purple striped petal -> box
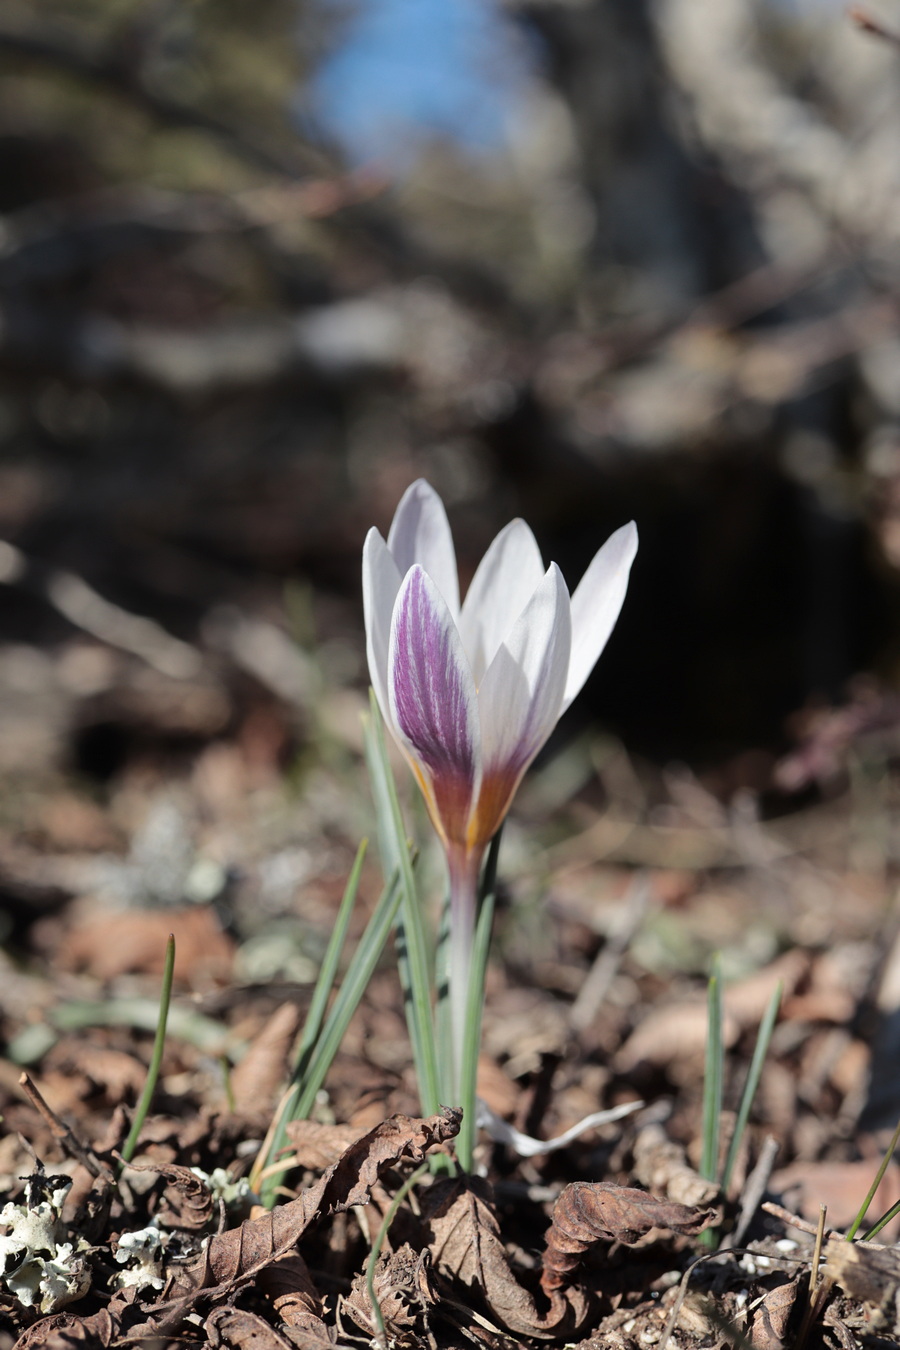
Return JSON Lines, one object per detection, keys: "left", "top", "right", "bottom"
{"left": 388, "top": 565, "right": 481, "bottom": 846}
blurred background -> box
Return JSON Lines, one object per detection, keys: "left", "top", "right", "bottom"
{"left": 1, "top": 0, "right": 900, "bottom": 945}
{"left": 1, "top": 1, "right": 900, "bottom": 1216}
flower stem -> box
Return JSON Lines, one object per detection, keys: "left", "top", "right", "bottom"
{"left": 447, "top": 846, "right": 480, "bottom": 1104}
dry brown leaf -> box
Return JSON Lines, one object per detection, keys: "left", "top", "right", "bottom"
{"left": 748, "top": 1276, "right": 799, "bottom": 1349}
{"left": 230, "top": 1003, "right": 304, "bottom": 1115}
{"left": 284, "top": 1119, "right": 365, "bottom": 1170}
{"left": 12, "top": 1309, "right": 116, "bottom": 1349}
{"left": 772, "top": 1159, "right": 900, "bottom": 1236}
{"left": 47, "top": 1044, "right": 146, "bottom": 1104}
{"left": 61, "top": 905, "right": 234, "bottom": 983}
{"left": 256, "top": 1251, "right": 326, "bottom": 1336}
{"left": 165, "top": 1108, "right": 461, "bottom": 1301}
{"left": 342, "top": 1243, "right": 438, "bottom": 1340}
{"left": 616, "top": 953, "right": 801, "bottom": 1073}
{"left": 615, "top": 1002, "right": 740, "bottom": 1072}
{"left": 541, "top": 1182, "right": 717, "bottom": 1292}
{"left": 206, "top": 1305, "right": 297, "bottom": 1348}
{"left": 422, "top": 1175, "right": 587, "bottom": 1340}
{"left": 475, "top": 1054, "right": 519, "bottom": 1118}
{"left": 117, "top": 1157, "right": 214, "bottom": 1231}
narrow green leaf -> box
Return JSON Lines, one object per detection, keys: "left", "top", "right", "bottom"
{"left": 863, "top": 1194, "right": 900, "bottom": 1241}
{"left": 256, "top": 841, "right": 368, "bottom": 1204}
{"left": 293, "top": 873, "right": 403, "bottom": 1119}
{"left": 363, "top": 694, "right": 441, "bottom": 1118}
{"left": 365, "top": 1162, "right": 430, "bottom": 1341}
{"left": 720, "top": 980, "right": 782, "bottom": 1194}
{"left": 258, "top": 872, "right": 402, "bottom": 1206}
{"left": 294, "top": 840, "right": 368, "bottom": 1079}
{"left": 701, "top": 959, "right": 723, "bottom": 1183}
{"left": 120, "top": 934, "right": 175, "bottom": 1168}
{"left": 847, "top": 1111, "right": 900, "bottom": 1241}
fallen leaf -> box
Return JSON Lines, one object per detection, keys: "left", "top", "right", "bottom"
{"left": 165, "top": 1108, "right": 461, "bottom": 1301}
{"left": 230, "top": 1003, "right": 304, "bottom": 1115}
{"left": 206, "top": 1304, "right": 296, "bottom": 1348}
{"left": 771, "top": 1159, "right": 900, "bottom": 1236}
{"left": 541, "top": 1182, "right": 717, "bottom": 1292}
{"left": 342, "top": 1242, "right": 437, "bottom": 1340}
{"left": 256, "top": 1251, "right": 326, "bottom": 1337}
{"left": 12, "top": 1309, "right": 116, "bottom": 1349}
{"left": 61, "top": 906, "right": 234, "bottom": 984}
{"left": 284, "top": 1119, "right": 365, "bottom": 1171}
{"left": 422, "top": 1175, "right": 587, "bottom": 1339}
{"left": 748, "top": 1276, "right": 799, "bottom": 1349}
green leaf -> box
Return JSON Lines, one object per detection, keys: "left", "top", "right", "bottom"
{"left": 363, "top": 694, "right": 441, "bottom": 1119}
{"left": 720, "top": 980, "right": 782, "bottom": 1194}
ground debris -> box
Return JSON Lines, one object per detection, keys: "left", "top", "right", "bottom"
{"left": 541, "top": 1182, "right": 717, "bottom": 1293}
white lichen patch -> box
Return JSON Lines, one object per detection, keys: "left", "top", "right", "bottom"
{"left": 0, "top": 1177, "right": 91, "bottom": 1314}
{"left": 191, "top": 1166, "right": 256, "bottom": 1218}
{"left": 113, "top": 1225, "right": 167, "bottom": 1291}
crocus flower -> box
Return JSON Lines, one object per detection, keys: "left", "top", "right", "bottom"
{"left": 363, "top": 479, "right": 637, "bottom": 1088}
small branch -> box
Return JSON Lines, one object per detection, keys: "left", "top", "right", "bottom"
{"left": 18, "top": 1072, "right": 112, "bottom": 1179}
{"left": 721, "top": 1132, "right": 780, "bottom": 1250}
{"left": 849, "top": 6, "right": 900, "bottom": 47}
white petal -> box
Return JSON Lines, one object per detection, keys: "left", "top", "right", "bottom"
{"left": 458, "top": 519, "right": 545, "bottom": 686}
{"left": 563, "top": 521, "right": 638, "bottom": 713}
{"left": 388, "top": 565, "right": 481, "bottom": 847}
{"left": 478, "top": 562, "right": 571, "bottom": 786}
{"left": 386, "top": 479, "right": 460, "bottom": 617}
{"left": 362, "top": 527, "right": 402, "bottom": 720}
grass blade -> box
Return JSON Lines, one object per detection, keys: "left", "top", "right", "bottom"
{"left": 363, "top": 694, "right": 441, "bottom": 1118}
{"left": 847, "top": 1111, "right": 900, "bottom": 1240}
{"left": 254, "top": 841, "right": 368, "bottom": 1202}
{"left": 365, "top": 1162, "right": 430, "bottom": 1342}
{"left": 863, "top": 1194, "right": 900, "bottom": 1240}
{"left": 293, "top": 839, "right": 368, "bottom": 1078}
{"left": 293, "top": 873, "right": 402, "bottom": 1118}
{"left": 720, "top": 980, "right": 782, "bottom": 1194}
{"left": 257, "top": 872, "right": 402, "bottom": 1206}
{"left": 120, "top": 934, "right": 175, "bottom": 1168}
{"left": 701, "top": 958, "right": 723, "bottom": 1183}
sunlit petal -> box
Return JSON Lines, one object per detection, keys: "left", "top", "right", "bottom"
{"left": 473, "top": 563, "right": 571, "bottom": 846}
{"left": 387, "top": 479, "right": 460, "bottom": 617}
{"left": 362, "top": 526, "right": 403, "bottom": 720}
{"left": 388, "top": 565, "right": 481, "bottom": 846}
{"left": 458, "top": 518, "right": 545, "bottom": 685}
{"left": 563, "top": 521, "right": 638, "bottom": 713}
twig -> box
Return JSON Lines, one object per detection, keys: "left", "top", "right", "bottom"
{"left": 795, "top": 1205, "right": 831, "bottom": 1350}
{"left": 18, "top": 1072, "right": 111, "bottom": 1179}
{"left": 0, "top": 540, "right": 202, "bottom": 679}
{"left": 657, "top": 1250, "right": 739, "bottom": 1350}
{"left": 570, "top": 872, "right": 651, "bottom": 1032}
{"left": 849, "top": 6, "right": 900, "bottom": 47}
{"left": 721, "top": 1132, "right": 780, "bottom": 1250}
{"left": 761, "top": 1200, "right": 843, "bottom": 1239}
